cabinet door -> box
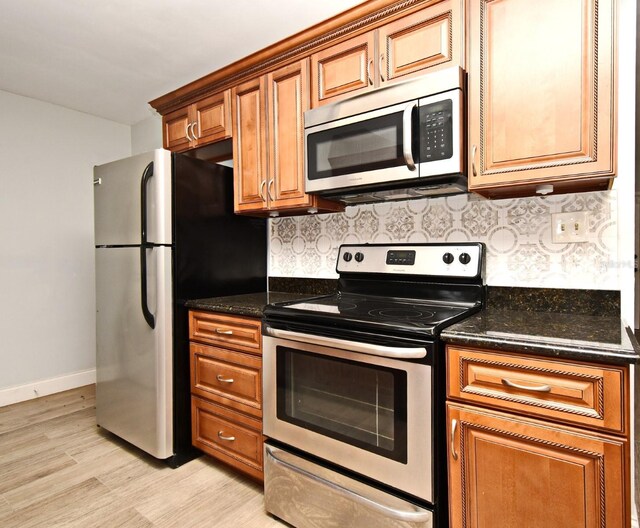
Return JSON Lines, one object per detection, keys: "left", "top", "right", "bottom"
{"left": 266, "top": 59, "right": 313, "bottom": 210}
{"left": 447, "top": 403, "right": 627, "bottom": 528}
{"left": 310, "top": 32, "right": 375, "bottom": 107}
{"left": 468, "top": 0, "right": 615, "bottom": 197}
{"left": 378, "top": 0, "right": 463, "bottom": 84}
{"left": 193, "top": 90, "right": 231, "bottom": 145}
{"left": 163, "top": 106, "right": 192, "bottom": 151}
{"left": 232, "top": 77, "right": 268, "bottom": 213}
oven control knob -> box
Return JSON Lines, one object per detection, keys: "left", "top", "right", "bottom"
{"left": 459, "top": 252, "right": 471, "bottom": 265}
{"left": 343, "top": 252, "right": 353, "bottom": 262}
{"left": 355, "top": 252, "right": 364, "bottom": 263}
{"left": 442, "top": 252, "right": 454, "bottom": 264}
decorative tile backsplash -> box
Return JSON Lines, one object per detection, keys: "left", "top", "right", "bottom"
{"left": 269, "top": 190, "right": 618, "bottom": 290}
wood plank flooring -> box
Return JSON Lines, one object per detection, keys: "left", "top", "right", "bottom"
{"left": 0, "top": 385, "right": 287, "bottom": 527}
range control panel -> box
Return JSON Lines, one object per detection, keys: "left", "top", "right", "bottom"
{"left": 336, "top": 243, "right": 484, "bottom": 279}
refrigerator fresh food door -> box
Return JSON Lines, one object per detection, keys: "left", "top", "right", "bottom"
{"left": 95, "top": 245, "right": 173, "bottom": 459}
{"left": 94, "top": 149, "right": 172, "bottom": 247}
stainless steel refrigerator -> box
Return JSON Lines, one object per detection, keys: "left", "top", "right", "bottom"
{"left": 94, "top": 149, "right": 266, "bottom": 466}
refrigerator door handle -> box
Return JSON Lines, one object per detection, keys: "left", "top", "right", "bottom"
{"left": 140, "top": 162, "right": 156, "bottom": 329}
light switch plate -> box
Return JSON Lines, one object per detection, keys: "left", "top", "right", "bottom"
{"left": 551, "top": 211, "right": 589, "bottom": 243}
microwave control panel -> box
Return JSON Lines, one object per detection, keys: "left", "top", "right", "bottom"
{"left": 419, "top": 99, "right": 453, "bottom": 162}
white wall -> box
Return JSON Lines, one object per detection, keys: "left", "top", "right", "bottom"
{"left": 131, "top": 114, "right": 162, "bottom": 155}
{"left": 0, "top": 90, "right": 131, "bottom": 404}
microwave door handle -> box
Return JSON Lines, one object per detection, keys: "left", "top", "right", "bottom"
{"left": 402, "top": 103, "right": 417, "bottom": 171}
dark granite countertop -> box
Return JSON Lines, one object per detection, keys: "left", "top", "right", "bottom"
{"left": 185, "top": 291, "right": 315, "bottom": 318}
{"left": 441, "top": 309, "right": 640, "bottom": 365}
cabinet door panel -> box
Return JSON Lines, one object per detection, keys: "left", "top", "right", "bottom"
{"left": 163, "top": 107, "right": 191, "bottom": 151}
{"left": 447, "top": 403, "right": 627, "bottom": 528}
{"left": 194, "top": 90, "right": 231, "bottom": 145}
{"left": 310, "top": 32, "right": 375, "bottom": 107}
{"left": 267, "top": 60, "right": 312, "bottom": 210}
{"left": 232, "top": 78, "right": 267, "bottom": 212}
{"left": 468, "top": 0, "right": 615, "bottom": 193}
{"left": 379, "top": 0, "right": 462, "bottom": 83}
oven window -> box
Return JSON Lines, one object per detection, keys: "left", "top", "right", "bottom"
{"left": 307, "top": 111, "right": 405, "bottom": 180}
{"left": 276, "top": 347, "right": 407, "bottom": 463}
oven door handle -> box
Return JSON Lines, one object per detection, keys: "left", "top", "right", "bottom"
{"left": 265, "top": 445, "right": 433, "bottom": 523}
{"left": 265, "top": 327, "right": 427, "bottom": 359}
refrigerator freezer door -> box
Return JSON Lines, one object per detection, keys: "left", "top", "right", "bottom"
{"left": 95, "top": 245, "right": 173, "bottom": 459}
{"left": 94, "top": 150, "right": 172, "bottom": 246}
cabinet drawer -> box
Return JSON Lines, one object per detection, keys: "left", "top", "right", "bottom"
{"left": 447, "top": 346, "right": 627, "bottom": 434}
{"left": 189, "top": 311, "right": 261, "bottom": 354}
{"left": 192, "top": 397, "right": 263, "bottom": 480}
{"left": 190, "top": 343, "right": 262, "bottom": 418}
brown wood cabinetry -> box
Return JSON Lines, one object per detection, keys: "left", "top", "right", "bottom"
{"left": 189, "top": 310, "right": 264, "bottom": 481}
{"left": 310, "top": 0, "right": 463, "bottom": 107}
{"left": 163, "top": 90, "right": 231, "bottom": 152}
{"left": 467, "top": 0, "right": 616, "bottom": 198}
{"left": 446, "top": 345, "right": 630, "bottom": 527}
{"left": 232, "top": 59, "right": 343, "bottom": 216}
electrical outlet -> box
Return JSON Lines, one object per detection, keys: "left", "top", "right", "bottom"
{"left": 551, "top": 211, "right": 589, "bottom": 243}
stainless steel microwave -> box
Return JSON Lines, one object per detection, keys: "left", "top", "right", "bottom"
{"left": 304, "top": 66, "right": 465, "bottom": 204}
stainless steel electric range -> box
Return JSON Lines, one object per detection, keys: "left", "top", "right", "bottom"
{"left": 262, "top": 243, "right": 485, "bottom": 528}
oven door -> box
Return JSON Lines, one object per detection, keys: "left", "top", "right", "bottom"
{"left": 263, "top": 331, "right": 433, "bottom": 502}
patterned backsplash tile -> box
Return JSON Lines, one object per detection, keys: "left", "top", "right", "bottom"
{"left": 269, "top": 190, "right": 618, "bottom": 290}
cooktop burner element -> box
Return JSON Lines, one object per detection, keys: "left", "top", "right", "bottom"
{"left": 265, "top": 243, "right": 486, "bottom": 341}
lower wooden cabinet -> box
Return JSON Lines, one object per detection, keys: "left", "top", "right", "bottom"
{"left": 189, "top": 310, "right": 264, "bottom": 481}
{"left": 447, "top": 403, "right": 627, "bottom": 528}
{"left": 446, "top": 345, "right": 630, "bottom": 528}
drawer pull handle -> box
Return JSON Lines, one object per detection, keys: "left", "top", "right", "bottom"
{"left": 501, "top": 378, "right": 551, "bottom": 393}
{"left": 450, "top": 419, "right": 458, "bottom": 460}
{"left": 217, "top": 431, "right": 235, "bottom": 442}
{"left": 214, "top": 328, "right": 233, "bottom": 335}
{"left": 216, "top": 375, "right": 234, "bottom": 384}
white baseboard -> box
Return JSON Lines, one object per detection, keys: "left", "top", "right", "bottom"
{"left": 0, "top": 369, "right": 96, "bottom": 408}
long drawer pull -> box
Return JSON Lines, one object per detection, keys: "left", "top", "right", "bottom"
{"left": 450, "top": 419, "right": 458, "bottom": 460}
{"left": 501, "top": 378, "right": 551, "bottom": 393}
{"left": 217, "top": 431, "right": 236, "bottom": 441}
{"left": 214, "top": 328, "right": 233, "bottom": 335}
{"left": 216, "top": 375, "right": 234, "bottom": 384}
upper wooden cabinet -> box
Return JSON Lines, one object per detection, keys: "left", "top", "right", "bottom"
{"left": 233, "top": 59, "right": 343, "bottom": 216}
{"left": 162, "top": 90, "right": 231, "bottom": 152}
{"left": 467, "top": 0, "right": 616, "bottom": 198}
{"left": 311, "top": 0, "right": 463, "bottom": 107}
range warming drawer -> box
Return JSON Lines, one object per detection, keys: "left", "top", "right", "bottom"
{"left": 264, "top": 443, "right": 433, "bottom": 528}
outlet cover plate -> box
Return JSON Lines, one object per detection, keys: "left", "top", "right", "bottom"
{"left": 551, "top": 211, "right": 589, "bottom": 243}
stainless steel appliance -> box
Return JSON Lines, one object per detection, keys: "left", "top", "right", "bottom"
{"left": 262, "top": 243, "right": 485, "bottom": 528}
{"left": 93, "top": 149, "right": 266, "bottom": 466}
{"left": 304, "top": 67, "right": 465, "bottom": 204}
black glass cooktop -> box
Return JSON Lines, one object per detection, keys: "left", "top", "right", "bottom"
{"left": 273, "top": 292, "right": 477, "bottom": 337}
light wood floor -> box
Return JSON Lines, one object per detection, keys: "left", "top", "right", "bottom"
{"left": 0, "top": 385, "right": 287, "bottom": 527}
